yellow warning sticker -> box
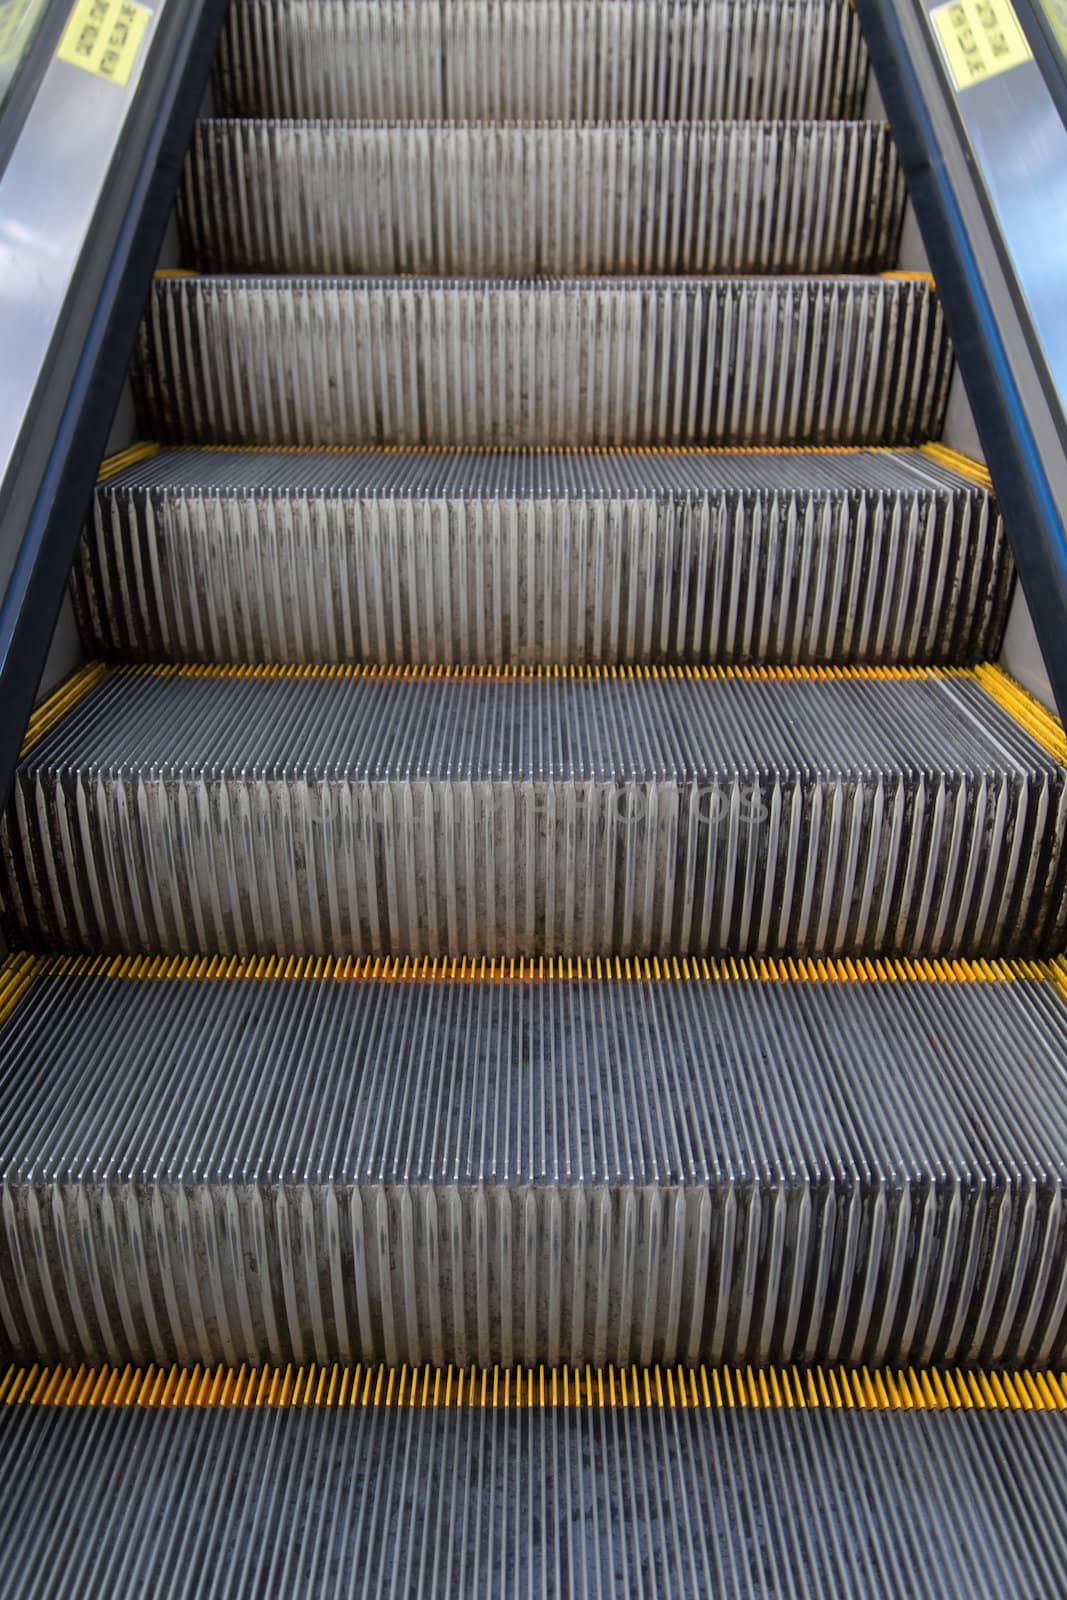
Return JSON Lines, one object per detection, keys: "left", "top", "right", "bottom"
{"left": 56, "top": 0, "right": 151, "bottom": 86}
{"left": 931, "top": 0, "right": 1032, "bottom": 89}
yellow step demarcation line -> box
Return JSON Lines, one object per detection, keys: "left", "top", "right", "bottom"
{"left": 4, "top": 952, "right": 1065, "bottom": 1034}
{"left": 15, "top": 659, "right": 1035, "bottom": 696}
{"left": 18, "top": 660, "right": 1067, "bottom": 765}
{"left": 156, "top": 270, "right": 938, "bottom": 287}
{"left": 1, "top": 1361, "right": 1063, "bottom": 1413}
{"left": 2, "top": 950, "right": 1066, "bottom": 995}
{"left": 142, "top": 441, "right": 894, "bottom": 460}
{"left": 95, "top": 442, "right": 999, "bottom": 473}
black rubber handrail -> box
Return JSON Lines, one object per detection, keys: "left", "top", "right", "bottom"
{"left": 0, "top": 2, "right": 228, "bottom": 814}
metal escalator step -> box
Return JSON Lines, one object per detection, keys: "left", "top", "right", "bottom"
{"left": 2, "top": 1365, "right": 1066, "bottom": 1597}
{"left": 134, "top": 274, "right": 952, "bottom": 448}
{"left": 78, "top": 445, "right": 1012, "bottom": 668}
{"left": 215, "top": 0, "right": 869, "bottom": 123}
{"left": 3, "top": 954, "right": 1067, "bottom": 1368}
{"left": 3, "top": 664, "right": 1065, "bottom": 958}
{"left": 180, "top": 119, "right": 905, "bottom": 278}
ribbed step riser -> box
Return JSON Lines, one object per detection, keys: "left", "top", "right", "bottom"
{"left": 4, "top": 671, "right": 1065, "bottom": 958}
{"left": 80, "top": 471, "right": 1010, "bottom": 667}
{"left": 6, "top": 1178, "right": 1067, "bottom": 1372}
{"left": 216, "top": 0, "right": 869, "bottom": 123}
{"left": 134, "top": 278, "right": 952, "bottom": 449}
{"left": 181, "top": 121, "right": 905, "bottom": 278}
{"left": 3, "top": 964, "right": 1067, "bottom": 1369}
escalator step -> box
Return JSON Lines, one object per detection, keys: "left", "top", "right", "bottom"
{"left": 134, "top": 274, "right": 952, "bottom": 449}
{"left": 2, "top": 954, "right": 1067, "bottom": 1367}
{"left": 180, "top": 119, "right": 905, "bottom": 278}
{"left": 3, "top": 663, "right": 1065, "bottom": 958}
{"left": 215, "top": 0, "right": 869, "bottom": 123}
{"left": 1, "top": 1362, "right": 1066, "bottom": 1597}
{"left": 78, "top": 444, "right": 1011, "bottom": 667}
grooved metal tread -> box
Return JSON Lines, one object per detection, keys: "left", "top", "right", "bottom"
{"left": 80, "top": 445, "right": 1011, "bottom": 667}
{"left": 2, "top": 1372, "right": 1067, "bottom": 1598}
{"left": 215, "top": 0, "right": 869, "bottom": 123}
{"left": 3, "top": 665, "right": 1065, "bottom": 958}
{"left": 2, "top": 957, "right": 1067, "bottom": 1367}
{"left": 180, "top": 119, "right": 905, "bottom": 277}
{"left": 134, "top": 274, "right": 951, "bottom": 448}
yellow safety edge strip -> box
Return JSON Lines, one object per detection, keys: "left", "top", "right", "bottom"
{"left": 0, "top": 954, "right": 42, "bottom": 1026}
{"left": 881, "top": 269, "right": 937, "bottom": 287}
{"left": 3, "top": 949, "right": 1066, "bottom": 997}
{"left": 95, "top": 441, "right": 996, "bottom": 484}
{"left": 95, "top": 442, "right": 161, "bottom": 482}
{"left": 919, "top": 440, "right": 993, "bottom": 491}
{"left": 18, "top": 661, "right": 109, "bottom": 755}
{"left": 2, "top": 1361, "right": 1064, "bottom": 1413}
{"left": 19, "top": 659, "right": 1067, "bottom": 767}
{"left": 975, "top": 663, "right": 1067, "bottom": 766}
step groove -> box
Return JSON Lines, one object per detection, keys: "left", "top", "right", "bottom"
{"left": 3, "top": 666, "right": 1064, "bottom": 958}
{"left": 134, "top": 275, "right": 953, "bottom": 449}
{"left": 2, "top": 961, "right": 1067, "bottom": 1367}
{"left": 78, "top": 446, "right": 1011, "bottom": 667}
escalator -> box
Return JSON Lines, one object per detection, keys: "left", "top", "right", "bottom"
{"left": 2, "top": 0, "right": 1067, "bottom": 1591}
